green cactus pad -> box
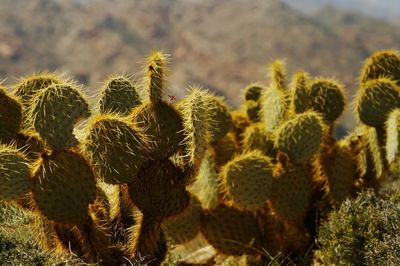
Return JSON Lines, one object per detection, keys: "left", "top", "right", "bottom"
{"left": 325, "top": 141, "right": 357, "bottom": 203}
{"left": 84, "top": 114, "right": 149, "bottom": 184}
{"left": 200, "top": 204, "right": 261, "bottom": 255}
{"left": 99, "top": 76, "right": 141, "bottom": 115}
{"left": 33, "top": 151, "right": 96, "bottom": 224}
{"left": 0, "top": 145, "right": 32, "bottom": 200}
{"left": 189, "top": 151, "right": 220, "bottom": 210}
{"left": 261, "top": 60, "right": 289, "bottom": 132}
{"left": 386, "top": 108, "right": 400, "bottom": 163}
{"left": 274, "top": 111, "right": 323, "bottom": 163}
{"left": 242, "top": 124, "right": 275, "bottom": 158}
{"left": 162, "top": 196, "right": 202, "bottom": 245}
{"left": 220, "top": 151, "right": 274, "bottom": 210}
{"left": 145, "top": 51, "right": 168, "bottom": 104}
{"left": 30, "top": 83, "right": 90, "bottom": 150}
{"left": 271, "top": 163, "right": 312, "bottom": 221}
{"left": 244, "top": 83, "right": 264, "bottom": 102}
{"left": 178, "top": 87, "right": 211, "bottom": 169}
{"left": 205, "top": 95, "right": 232, "bottom": 143}
{"left": 360, "top": 50, "right": 400, "bottom": 85}
{"left": 0, "top": 88, "right": 22, "bottom": 144}
{"left": 14, "top": 73, "right": 62, "bottom": 125}
{"left": 231, "top": 109, "right": 250, "bottom": 143}
{"left": 128, "top": 159, "right": 190, "bottom": 219}
{"left": 15, "top": 131, "right": 44, "bottom": 162}
{"left": 356, "top": 78, "right": 400, "bottom": 128}
{"left": 131, "top": 101, "right": 184, "bottom": 160}
{"left": 308, "top": 78, "right": 345, "bottom": 123}
{"left": 289, "top": 70, "right": 309, "bottom": 114}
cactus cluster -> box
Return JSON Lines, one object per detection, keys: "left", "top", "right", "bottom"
{"left": 1, "top": 49, "right": 400, "bottom": 265}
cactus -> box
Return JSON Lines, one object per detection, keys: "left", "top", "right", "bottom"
{"left": 0, "top": 145, "right": 32, "bottom": 200}
{"left": 30, "top": 83, "right": 90, "bottom": 150}
{"left": 205, "top": 95, "right": 232, "bottom": 143}
{"left": 244, "top": 83, "right": 264, "bottom": 102}
{"left": 386, "top": 108, "right": 400, "bottom": 164}
{"left": 0, "top": 88, "right": 22, "bottom": 144}
{"left": 274, "top": 111, "right": 323, "bottom": 163}
{"left": 261, "top": 59, "right": 289, "bottom": 132}
{"left": 162, "top": 196, "right": 202, "bottom": 245}
{"left": 220, "top": 151, "right": 274, "bottom": 210}
{"left": 308, "top": 78, "right": 345, "bottom": 123}
{"left": 200, "top": 204, "right": 262, "bottom": 255}
{"left": 83, "top": 114, "right": 149, "bottom": 184}
{"left": 356, "top": 78, "right": 400, "bottom": 128}
{"left": 131, "top": 52, "right": 184, "bottom": 160}
{"left": 289, "top": 70, "right": 309, "bottom": 115}
{"left": 242, "top": 124, "right": 275, "bottom": 158}
{"left": 99, "top": 75, "right": 141, "bottom": 115}
{"left": 32, "top": 151, "right": 96, "bottom": 224}
{"left": 360, "top": 50, "right": 400, "bottom": 85}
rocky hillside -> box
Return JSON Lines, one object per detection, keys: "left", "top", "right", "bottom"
{"left": 0, "top": 0, "right": 399, "bottom": 127}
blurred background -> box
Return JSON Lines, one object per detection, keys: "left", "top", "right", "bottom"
{"left": 0, "top": 0, "right": 399, "bottom": 131}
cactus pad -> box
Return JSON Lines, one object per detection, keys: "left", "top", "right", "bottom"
{"left": 289, "top": 71, "right": 309, "bottom": 114}
{"left": 274, "top": 112, "right": 323, "bottom": 163}
{"left": 145, "top": 51, "right": 168, "bottom": 104}
{"left": 386, "top": 108, "right": 400, "bottom": 163}
{"left": 99, "top": 76, "right": 141, "bottom": 115}
{"left": 356, "top": 78, "right": 400, "bottom": 128}
{"left": 242, "top": 124, "right": 275, "bottom": 158}
{"left": 205, "top": 95, "right": 232, "bottom": 142}
{"left": 360, "top": 50, "right": 400, "bottom": 85}
{"left": 128, "top": 159, "right": 190, "bottom": 219}
{"left": 84, "top": 114, "right": 148, "bottom": 184}
{"left": 0, "top": 145, "right": 32, "bottom": 200}
{"left": 0, "top": 88, "right": 22, "bottom": 143}
{"left": 33, "top": 151, "right": 96, "bottom": 223}
{"left": 308, "top": 78, "right": 345, "bottom": 123}
{"left": 271, "top": 163, "right": 312, "bottom": 221}
{"left": 201, "top": 204, "right": 261, "bottom": 255}
{"left": 30, "top": 84, "right": 90, "bottom": 150}
{"left": 220, "top": 151, "right": 274, "bottom": 210}
{"left": 162, "top": 196, "right": 202, "bottom": 245}
{"left": 244, "top": 83, "right": 264, "bottom": 102}
{"left": 131, "top": 101, "right": 184, "bottom": 160}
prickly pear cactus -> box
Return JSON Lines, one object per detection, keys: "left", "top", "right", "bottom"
{"left": 30, "top": 83, "right": 90, "bottom": 150}
{"left": 0, "top": 88, "right": 22, "bottom": 144}
{"left": 360, "top": 50, "right": 400, "bottom": 85}
{"left": 99, "top": 75, "right": 141, "bottom": 115}
{"left": 0, "top": 145, "right": 32, "bottom": 200}
{"left": 274, "top": 111, "right": 323, "bottom": 163}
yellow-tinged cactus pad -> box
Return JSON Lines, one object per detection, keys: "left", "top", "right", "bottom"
{"left": 128, "top": 159, "right": 190, "bottom": 219}
{"left": 270, "top": 163, "right": 312, "bottom": 221}
{"left": 33, "top": 151, "right": 96, "bottom": 224}
{"left": 246, "top": 100, "right": 261, "bottom": 122}
{"left": 274, "top": 111, "right": 323, "bottom": 163}
{"left": 366, "top": 126, "right": 384, "bottom": 180}
{"left": 308, "top": 78, "right": 345, "bottom": 123}
{"left": 386, "top": 108, "right": 400, "bottom": 164}
{"left": 325, "top": 141, "right": 357, "bottom": 203}
{"left": 244, "top": 83, "right": 264, "bottom": 102}
{"left": 162, "top": 196, "right": 202, "bottom": 245}
{"left": 220, "top": 151, "right": 274, "bottom": 210}
{"left": 84, "top": 114, "right": 148, "bottom": 184}
{"left": 145, "top": 51, "right": 168, "bottom": 104}
{"left": 178, "top": 87, "right": 211, "bottom": 168}
{"left": 14, "top": 73, "right": 62, "bottom": 126}
{"left": 200, "top": 204, "right": 261, "bottom": 255}
{"left": 289, "top": 70, "right": 309, "bottom": 114}
{"left": 0, "top": 145, "right": 32, "bottom": 200}
{"left": 213, "top": 132, "right": 239, "bottom": 168}
{"left": 131, "top": 101, "right": 184, "bottom": 160}
{"left": 0, "top": 88, "right": 22, "bottom": 144}
{"left": 189, "top": 151, "right": 220, "bottom": 210}
{"left": 14, "top": 131, "right": 44, "bottom": 162}
{"left": 99, "top": 76, "right": 141, "bottom": 115}
{"left": 360, "top": 50, "right": 400, "bottom": 85}
{"left": 356, "top": 78, "right": 400, "bottom": 128}
{"left": 242, "top": 124, "right": 275, "bottom": 158}
{"left": 30, "top": 83, "right": 90, "bottom": 150}
{"left": 205, "top": 95, "right": 232, "bottom": 143}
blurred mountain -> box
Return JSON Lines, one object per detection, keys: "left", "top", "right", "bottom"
{"left": 282, "top": 0, "right": 400, "bottom": 22}
{"left": 0, "top": 0, "right": 399, "bottom": 128}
